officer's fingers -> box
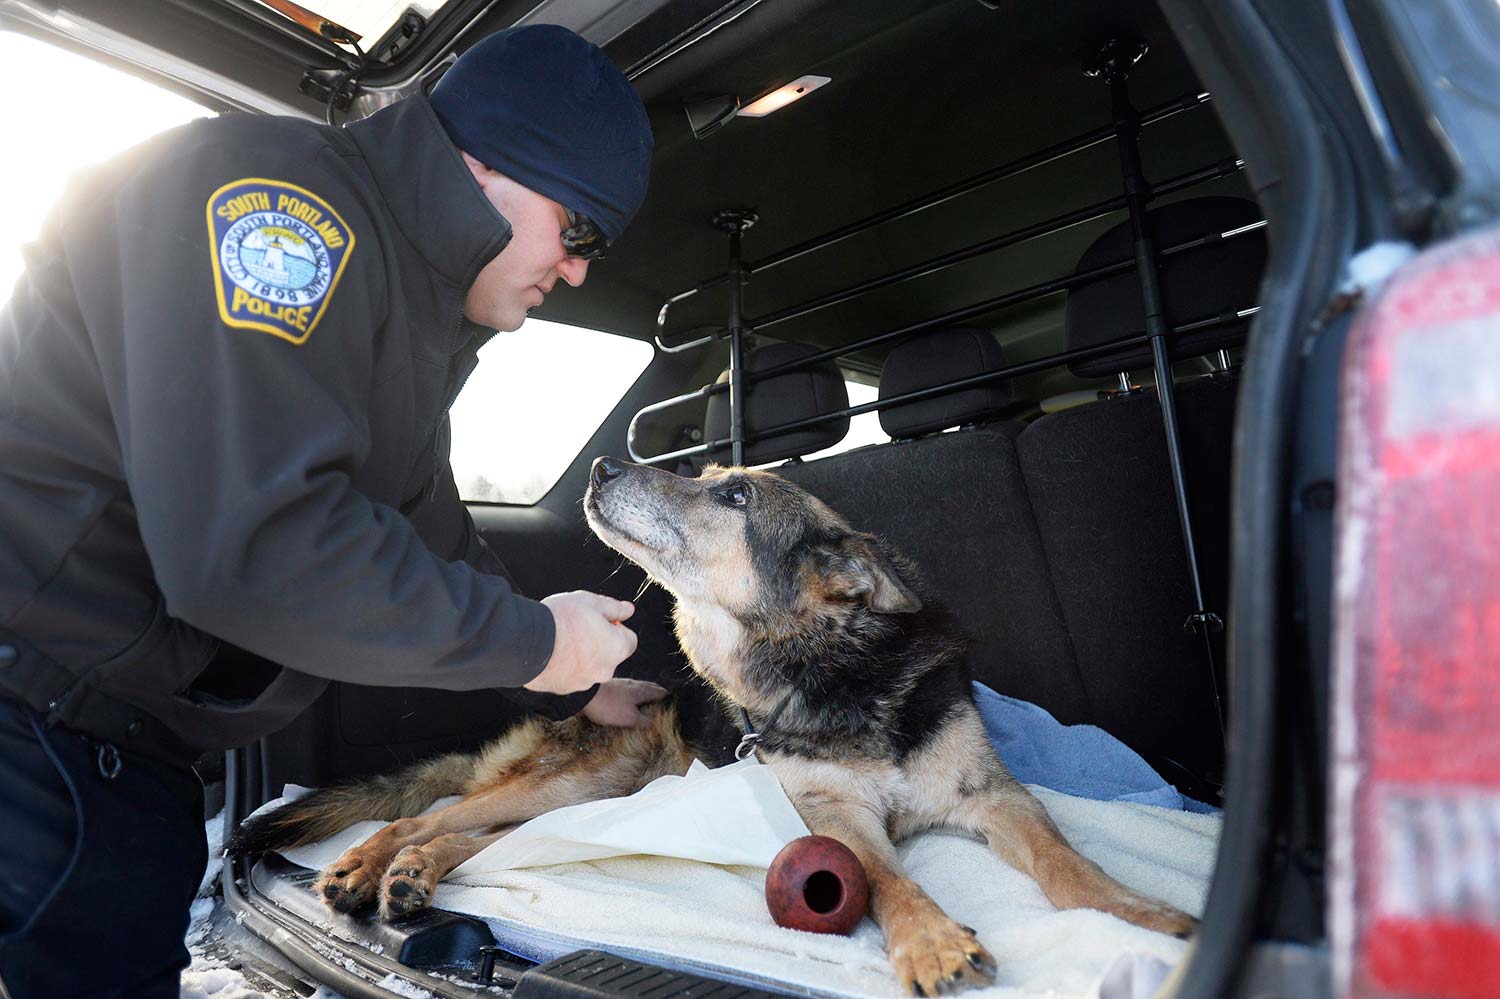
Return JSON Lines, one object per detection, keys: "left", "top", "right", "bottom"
{"left": 588, "top": 625, "right": 634, "bottom": 674}
{"left": 631, "top": 680, "right": 669, "bottom": 704}
{"left": 614, "top": 622, "right": 639, "bottom": 659}
{"left": 595, "top": 595, "right": 635, "bottom": 622}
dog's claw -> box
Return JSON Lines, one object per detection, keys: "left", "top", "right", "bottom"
{"left": 892, "top": 912, "right": 995, "bottom": 996}
{"left": 320, "top": 882, "right": 359, "bottom": 913}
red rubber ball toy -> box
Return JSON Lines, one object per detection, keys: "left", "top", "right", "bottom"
{"left": 764, "top": 835, "right": 870, "bottom": 935}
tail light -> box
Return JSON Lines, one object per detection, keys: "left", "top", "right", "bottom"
{"left": 1331, "top": 225, "right": 1500, "bottom": 999}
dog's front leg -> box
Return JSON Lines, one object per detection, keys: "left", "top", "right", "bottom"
{"left": 381, "top": 829, "right": 508, "bottom": 920}
{"left": 317, "top": 798, "right": 490, "bottom": 914}
{"left": 794, "top": 794, "right": 996, "bottom": 996}
{"left": 976, "top": 780, "right": 1197, "bottom": 937}
{"left": 317, "top": 786, "right": 555, "bottom": 915}
{"left": 319, "top": 725, "right": 672, "bottom": 915}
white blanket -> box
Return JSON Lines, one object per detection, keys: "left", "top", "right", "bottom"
{"left": 272, "top": 760, "right": 1218, "bottom": 999}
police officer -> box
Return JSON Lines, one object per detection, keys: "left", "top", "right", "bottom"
{"left": 0, "top": 24, "right": 660, "bottom": 998}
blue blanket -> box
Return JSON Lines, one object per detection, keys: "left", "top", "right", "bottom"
{"left": 974, "top": 683, "right": 1218, "bottom": 813}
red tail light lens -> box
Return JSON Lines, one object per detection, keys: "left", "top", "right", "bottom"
{"left": 1332, "top": 227, "right": 1500, "bottom": 999}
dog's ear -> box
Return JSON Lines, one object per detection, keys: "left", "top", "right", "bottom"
{"left": 815, "top": 535, "right": 922, "bottom": 614}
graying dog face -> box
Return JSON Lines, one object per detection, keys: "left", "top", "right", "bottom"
{"left": 584, "top": 457, "right": 919, "bottom": 619}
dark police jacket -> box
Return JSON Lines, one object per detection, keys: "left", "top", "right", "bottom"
{"left": 0, "top": 95, "right": 588, "bottom": 763}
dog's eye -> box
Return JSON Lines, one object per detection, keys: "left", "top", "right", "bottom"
{"left": 715, "top": 482, "right": 751, "bottom": 508}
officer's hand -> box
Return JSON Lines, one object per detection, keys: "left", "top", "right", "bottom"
{"left": 581, "top": 678, "right": 670, "bottom": 729}
{"left": 526, "top": 592, "right": 638, "bottom": 694}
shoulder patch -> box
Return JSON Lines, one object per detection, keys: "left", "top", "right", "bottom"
{"left": 206, "top": 178, "right": 356, "bottom": 345}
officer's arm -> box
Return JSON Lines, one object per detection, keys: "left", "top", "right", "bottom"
{"left": 408, "top": 430, "right": 599, "bottom": 718}
{"left": 80, "top": 141, "right": 556, "bottom": 690}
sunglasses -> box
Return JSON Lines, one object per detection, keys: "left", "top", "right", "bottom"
{"left": 562, "top": 207, "right": 608, "bottom": 261}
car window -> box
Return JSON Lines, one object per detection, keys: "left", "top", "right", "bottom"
{"left": 0, "top": 32, "right": 213, "bottom": 300}
{"left": 449, "top": 319, "right": 653, "bottom": 504}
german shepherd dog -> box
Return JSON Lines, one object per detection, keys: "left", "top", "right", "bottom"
{"left": 230, "top": 458, "right": 1195, "bottom": 995}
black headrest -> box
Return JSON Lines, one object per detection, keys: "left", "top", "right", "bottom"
{"left": 704, "top": 342, "right": 849, "bottom": 465}
{"left": 878, "top": 326, "right": 1011, "bottom": 438}
{"left": 1065, "top": 197, "right": 1267, "bottom": 378}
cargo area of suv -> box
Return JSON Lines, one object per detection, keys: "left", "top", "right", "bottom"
{"left": 8, "top": 0, "right": 1453, "bottom": 995}
{"left": 212, "top": 2, "right": 1288, "bottom": 993}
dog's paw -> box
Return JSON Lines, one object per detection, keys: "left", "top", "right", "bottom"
{"left": 1108, "top": 895, "right": 1199, "bottom": 939}
{"left": 316, "top": 849, "right": 383, "bottom": 914}
{"left": 380, "top": 846, "right": 438, "bottom": 921}
{"left": 888, "top": 919, "right": 996, "bottom": 996}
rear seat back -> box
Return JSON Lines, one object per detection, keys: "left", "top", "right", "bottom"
{"left": 778, "top": 329, "right": 1092, "bottom": 725}
{"left": 1017, "top": 376, "right": 1236, "bottom": 791}
{"left": 1015, "top": 196, "right": 1266, "bottom": 792}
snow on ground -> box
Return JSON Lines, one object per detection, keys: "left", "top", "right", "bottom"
{"left": 182, "top": 810, "right": 348, "bottom": 999}
{"left": 374, "top": 973, "right": 436, "bottom": 998}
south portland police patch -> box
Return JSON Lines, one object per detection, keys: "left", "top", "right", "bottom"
{"left": 207, "top": 178, "right": 355, "bottom": 345}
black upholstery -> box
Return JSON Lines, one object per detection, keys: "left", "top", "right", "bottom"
{"left": 1066, "top": 197, "right": 1266, "bottom": 378}
{"left": 704, "top": 342, "right": 849, "bottom": 465}
{"left": 1016, "top": 375, "right": 1237, "bottom": 793}
{"left": 878, "top": 326, "right": 1012, "bottom": 438}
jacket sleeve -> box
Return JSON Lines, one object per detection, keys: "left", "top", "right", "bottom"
{"left": 410, "top": 432, "right": 598, "bottom": 719}
{"left": 66, "top": 133, "right": 557, "bottom": 692}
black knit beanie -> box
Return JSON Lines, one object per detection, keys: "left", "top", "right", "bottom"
{"left": 429, "top": 24, "right": 653, "bottom": 243}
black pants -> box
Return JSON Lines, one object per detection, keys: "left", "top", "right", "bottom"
{"left": 0, "top": 699, "right": 205, "bottom": 999}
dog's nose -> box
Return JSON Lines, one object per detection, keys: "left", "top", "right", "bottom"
{"left": 592, "top": 457, "right": 626, "bottom": 490}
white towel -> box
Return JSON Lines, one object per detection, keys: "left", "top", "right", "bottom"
{"left": 273, "top": 762, "right": 1217, "bottom": 999}
{"left": 456, "top": 758, "right": 811, "bottom": 873}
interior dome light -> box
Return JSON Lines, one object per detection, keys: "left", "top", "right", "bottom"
{"left": 737, "top": 75, "right": 831, "bottom": 117}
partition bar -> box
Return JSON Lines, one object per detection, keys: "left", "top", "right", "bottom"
{"left": 1093, "top": 38, "right": 1227, "bottom": 750}
{"left": 654, "top": 90, "right": 1214, "bottom": 344}
{"left": 626, "top": 307, "right": 1258, "bottom": 464}
{"left": 744, "top": 216, "right": 1262, "bottom": 386}
{"left": 743, "top": 157, "right": 1246, "bottom": 335}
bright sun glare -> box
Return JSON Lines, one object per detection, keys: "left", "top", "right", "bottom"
{"left": 0, "top": 32, "right": 211, "bottom": 300}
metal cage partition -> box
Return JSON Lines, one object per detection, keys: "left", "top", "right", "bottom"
{"left": 625, "top": 208, "right": 1265, "bottom": 466}
{"left": 653, "top": 89, "right": 1216, "bottom": 353}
